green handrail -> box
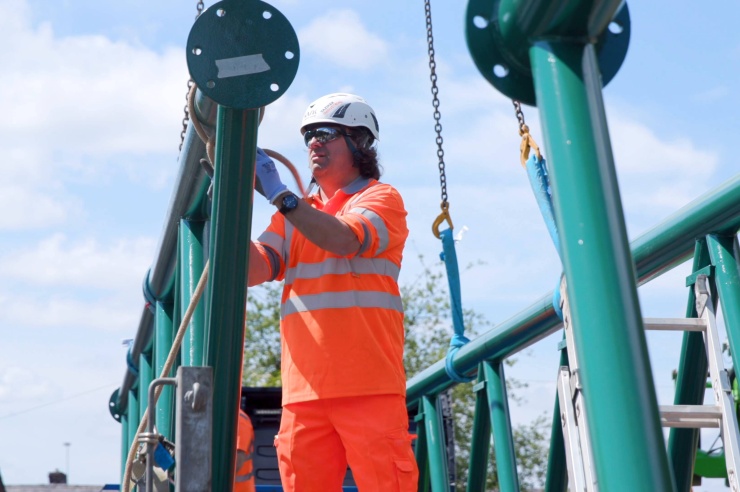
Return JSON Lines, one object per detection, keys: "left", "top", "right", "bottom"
{"left": 407, "top": 174, "right": 740, "bottom": 405}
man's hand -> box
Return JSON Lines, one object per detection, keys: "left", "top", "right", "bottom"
{"left": 255, "top": 148, "right": 288, "bottom": 204}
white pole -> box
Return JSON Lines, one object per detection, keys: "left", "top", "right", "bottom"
{"left": 63, "top": 442, "right": 70, "bottom": 483}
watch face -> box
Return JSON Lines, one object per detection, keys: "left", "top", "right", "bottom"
{"left": 280, "top": 193, "right": 298, "bottom": 214}
{"left": 283, "top": 194, "right": 298, "bottom": 208}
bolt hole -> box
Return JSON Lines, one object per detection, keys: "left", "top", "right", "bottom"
{"left": 270, "top": 83, "right": 279, "bottom": 92}
{"left": 493, "top": 64, "right": 509, "bottom": 78}
{"left": 217, "top": 8, "right": 226, "bottom": 17}
{"left": 263, "top": 10, "right": 272, "bottom": 19}
{"left": 207, "top": 80, "right": 216, "bottom": 89}
{"left": 192, "top": 46, "right": 202, "bottom": 56}
{"left": 285, "top": 51, "right": 294, "bottom": 60}
{"left": 608, "top": 21, "right": 623, "bottom": 34}
{"left": 473, "top": 16, "right": 488, "bottom": 29}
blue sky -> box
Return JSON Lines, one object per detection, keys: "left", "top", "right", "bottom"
{"left": 0, "top": 0, "right": 738, "bottom": 488}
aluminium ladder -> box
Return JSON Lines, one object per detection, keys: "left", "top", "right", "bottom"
{"left": 556, "top": 273, "right": 740, "bottom": 491}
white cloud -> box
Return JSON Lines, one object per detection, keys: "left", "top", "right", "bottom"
{"left": 298, "top": 10, "right": 389, "bottom": 70}
{"left": 608, "top": 112, "right": 718, "bottom": 234}
{"left": 0, "top": 187, "right": 78, "bottom": 229}
{"left": 0, "top": 293, "right": 140, "bottom": 331}
{"left": 0, "top": 13, "right": 186, "bottom": 155}
{"left": 0, "top": 0, "right": 188, "bottom": 231}
{"left": 0, "top": 234, "right": 155, "bottom": 289}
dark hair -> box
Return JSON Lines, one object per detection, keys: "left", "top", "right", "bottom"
{"left": 348, "top": 127, "right": 382, "bottom": 180}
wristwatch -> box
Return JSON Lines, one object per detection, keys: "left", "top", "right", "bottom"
{"left": 278, "top": 193, "right": 299, "bottom": 215}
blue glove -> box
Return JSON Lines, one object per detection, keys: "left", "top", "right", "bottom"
{"left": 255, "top": 148, "right": 288, "bottom": 204}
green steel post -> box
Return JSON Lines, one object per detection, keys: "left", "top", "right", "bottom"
{"left": 422, "top": 395, "right": 450, "bottom": 492}
{"left": 483, "top": 361, "right": 519, "bottom": 491}
{"left": 529, "top": 41, "right": 674, "bottom": 490}
{"left": 667, "top": 241, "right": 711, "bottom": 492}
{"left": 126, "top": 387, "right": 139, "bottom": 464}
{"left": 467, "top": 366, "right": 491, "bottom": 492}
{"left": 707, "top": 234, "right": 740, "bottom": 372}
{"left": 120, "top": 415, "right": 129, "bottom": 486}
{"left": 544, "top": 346, "right": 568, "bottom": 492}
{"left": 415, "top": 405, "right": 431, "bottom": 492}
{"left": 179, "top": 219, "right": 206, "bottom": 366}
{"left": 138, "top": 352, "right": 153, "bottom": 423}
{"left": 154, "top": 301, "right": 175, "bottom": 440}
{"left": 204, "top": 106, "right": 258, "bottom": 492}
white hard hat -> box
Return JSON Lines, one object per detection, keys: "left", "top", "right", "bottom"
{"left": 300, "top": 93, "right": 380, "bottom": 141}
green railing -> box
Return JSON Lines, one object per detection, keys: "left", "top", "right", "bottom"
{"left": 110, "top": 1, "right": 740, "bottom": 491}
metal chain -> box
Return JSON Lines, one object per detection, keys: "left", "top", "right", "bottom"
{"left": 424, "top": 0, "right": 447, "bottom": 206}
{"left": 512, "top": 99, "right": 541, "bottom": 165}
{"left": 179, "top": 1, "right": 206, "bottom": 151}
{"left": 512, "top": 99, "right": 526, "bottom": 136}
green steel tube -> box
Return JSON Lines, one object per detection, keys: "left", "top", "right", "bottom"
{"left": 499, "top": 0, "right": 622, "bottom": 39}
{"left": 120, "top": 415, "right": 129, "bottom": 486}
{"left": 667, "top": 241, "right": 710, "bottom": 492}
{"left": 407, "top": 174, "right": 740, "bottom": 406}
{"left": 529, "top": 41, "right": 673, "bottom": 490}
{"left": 414, "top": 402, "right": 431, "bottom": 492}
{"left": 204, "top": 106, "right": 259, "bottom": 492}
{"left": 126, "top": 387, "right": 139, "bottom": 464}
{"left": 707, "top": 234, "right": 740, "bottom": 373}
{"left": 179, "top": 219, "right": 206, "bottom": 366}
{"left": 154, "top": 301, "right": 175, "bottom": 440}
{"left": 138, "top": 352, "right": 153, "bottom": 425}
{"left": 466, "top": 367, "right": 492, "bottom": 492}
{"left": 422, "top": 395, "right": 450, "bottom": 492}
{"left": 483, "top": 361, "right": 520, "bottom": 491}
{"left": 544, "top": 347, "right": 569, "bottom": 492}
{"left": 632, "top": 175, "right": 740, "bottom": 283}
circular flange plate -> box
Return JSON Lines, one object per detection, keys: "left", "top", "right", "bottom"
{"left": 186, "top": 0, "right": 299, "bottom": 109}
{"left": 108, "top": 388, "right": 122, "bottom": 422}
{"left": 465, "top": 0, "right": 630, "bottom": 106}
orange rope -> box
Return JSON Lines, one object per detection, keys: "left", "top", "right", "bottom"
{"left": 187, "top": 85, "right": 306, "bottom": 197}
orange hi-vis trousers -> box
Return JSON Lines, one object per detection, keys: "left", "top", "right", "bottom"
{"left": 234, "top": 410, "right": 256, "bottom": 492}
{"left": 275, "top": 394, "right": 418, "bottom": 492}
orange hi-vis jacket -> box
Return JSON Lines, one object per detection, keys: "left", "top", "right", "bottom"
{"left": 253, "top": 177, "right": 409, "bottom": 405}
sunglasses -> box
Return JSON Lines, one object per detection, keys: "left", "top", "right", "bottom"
{"left": 303, "top": 127, "right": 349, "bottom": 147}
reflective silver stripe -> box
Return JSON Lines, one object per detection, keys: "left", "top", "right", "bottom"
{"left": 257, "top": 231, "right": 283, "bottom": 253}
{"left": 282, "top": 290, "right": 403, "bottom": 317}
{"left": 285, "top": 257, "right": 400, "bottom": 284}
{"left": 350, "top": 207, "right": 389, "bottom": 255}
{"left": 262, "top": 248, "right": 281, "bottom": 281}
{"left": 257, "top": 231, "right": 284, "bottom": 281}
{"left": 284, "top": 220, "right": 294, "bottom": 267}
{"left": 235, "top": 471, "right": 255, "bottom": 482}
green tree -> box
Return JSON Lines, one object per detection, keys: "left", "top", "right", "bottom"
{"left": 242, "top": 281, "right": 282, "bottom": 387}
{"left": 242, "top": 255, "right": 549, "bottom": 491}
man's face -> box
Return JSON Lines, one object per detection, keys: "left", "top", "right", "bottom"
{"left": 304, "top": 126, "right": 356, "bottom": 181}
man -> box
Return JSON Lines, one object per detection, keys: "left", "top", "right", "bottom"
{"left": 234, "top": 409, "right": 256, "bottom": 492}
{"left": 247, "top": 93, "right": 419, "bottom": 491}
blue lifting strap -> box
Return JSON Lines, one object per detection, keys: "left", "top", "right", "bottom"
{"left": 525, "top": 153, "right": 565, "bottom": 320}
{"left": 439, "top": 228, "right": 475, "bottom": 383}
{"left": 525, "top": 153, "right": 560, "bottom": 256}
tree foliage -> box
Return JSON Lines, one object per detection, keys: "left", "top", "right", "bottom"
{"left": 243, "top": 254, "right": 549, "bottom": 491}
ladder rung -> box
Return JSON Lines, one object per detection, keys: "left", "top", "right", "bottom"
{"left": 644, "top": 318, "right": 706, "bottom": 332}
{"left": 659, "top": 405, "right": 722, "bottom": 428}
